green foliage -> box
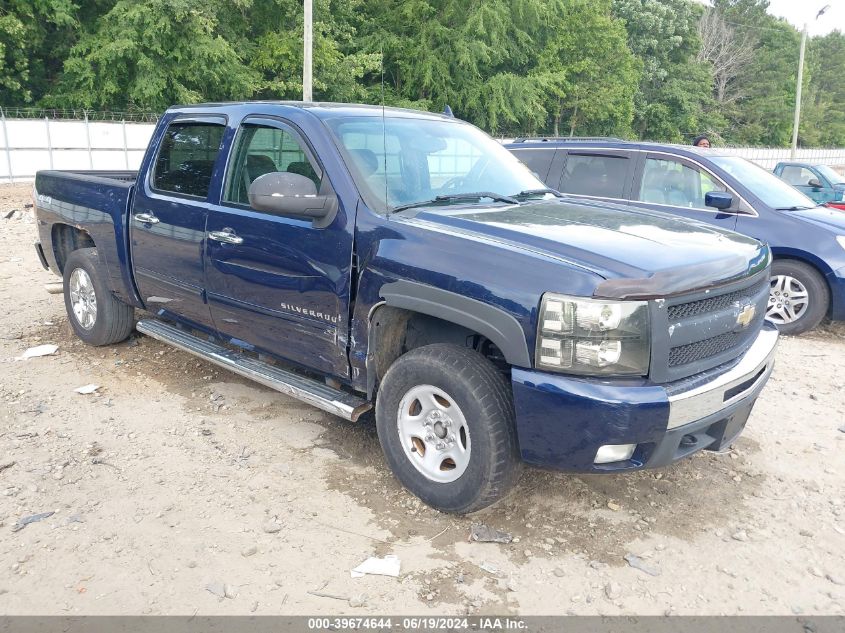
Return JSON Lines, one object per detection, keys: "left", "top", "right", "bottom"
{"left": 52, "top": 0, "right": 258, "bottom": 110}
{"left": 0, "top": 0, "right": 81, "bottom": 104}
{"left": 803, "top": 32, "right": 845, "bottom": 147}
{"left": 0, "top": 0, "right": 842, "bottom": 148}
{"left": 612, "top": 0, "right": 715, "bottom": 142}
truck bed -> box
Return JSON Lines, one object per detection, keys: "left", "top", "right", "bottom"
{"left": 33, "top": 169, "right": 142, "bottom": 308}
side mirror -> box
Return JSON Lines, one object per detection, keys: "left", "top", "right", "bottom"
{"left": 705, "top": 191, "right": 734, "bottom": 210}
{"left": 248, "top": 172, "right": 337, "bottom": 227}
{"left": 807, "top": 178, "right": 823, "bottom": 189}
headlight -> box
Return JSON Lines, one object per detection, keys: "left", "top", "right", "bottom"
{"left": 536, "top": 293, "right": 650, "bottom": 376}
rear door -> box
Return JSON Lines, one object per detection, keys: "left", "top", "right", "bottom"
{"left": 627, "top": 153, "right": 740, "bottom": 232}
{"left": 204, "top": 115, "right": 354, "bottom": 379}
{"left": 130, "top": 116, "right": 226, "bottom": 330}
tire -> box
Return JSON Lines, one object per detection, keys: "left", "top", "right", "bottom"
{"left": 375, "top": 343, "right": 521, "bottom": 514}
{"left": 767, "top": 260, "right": 829, "bottom": 335}
{"left": 63, "top": 248, "right": 135, "bottom": 346}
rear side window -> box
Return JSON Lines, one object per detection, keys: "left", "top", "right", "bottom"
{"left": 224, "top": 123, "right": 322, "bottom": 206}
{"left": 153, "top": 121, "right": 225, "bottom": 198}
{"left": 510, "top": 149, "right": 555, "bottom": 182}
{"left": 559, "top": 153, "right": 629, "bottom": 198}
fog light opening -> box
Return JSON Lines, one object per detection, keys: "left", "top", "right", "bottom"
{"left": 594, "top": 443, "right": 637, "bottom": 464}
{"left": 680, "top": 434, "right": 698, "bottom": 448}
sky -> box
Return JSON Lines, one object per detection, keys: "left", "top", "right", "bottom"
{"left": 697, "top": 0, "right": 845, "bottom": 36}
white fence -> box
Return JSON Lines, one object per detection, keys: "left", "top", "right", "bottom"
{"left": 3, "top": 114, "right": 845, "bottom": 183}
{"left": 0, "top": 115, "right": 156, "bottom": 182}
{"left": 716, "top": 147, "right": 845, "bottom": 171}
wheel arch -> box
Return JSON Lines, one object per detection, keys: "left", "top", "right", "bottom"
{"left": 365, "top": 281, "right": 531, "bottom": 398}
{"left": 51, "top": 223, "right": 97, "bottom": 274}
{"left": 769, "top": 250, "right": 834, "bottom": 317}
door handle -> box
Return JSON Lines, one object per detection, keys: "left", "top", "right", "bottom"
{"left": 208, "top": 229, "right": 244, "bottom": 245}
{"left": 134, "top": 212, "right": 160, "bottom": 224}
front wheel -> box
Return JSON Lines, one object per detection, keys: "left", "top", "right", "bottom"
{"left": 375, "top": 344, "right": 521, "bottom": 514}
{"left": 767, "top": 260, "right": 829, "bottom": 335}
{"left": 63, "top": 248, "right": 135, "bottom": 346}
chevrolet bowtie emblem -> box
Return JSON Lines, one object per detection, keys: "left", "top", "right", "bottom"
{"left": 736, "top": 304, "right": 756, "bottom": 328}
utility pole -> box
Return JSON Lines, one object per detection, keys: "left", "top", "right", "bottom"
{"left": 790, "top": 25, "right": 807, "bottom": 159}
{"left": 791, "top": 4, "right": 829, "bottom": 158}
{"left": 303, "top": 0, "right": 313, "bottom": 102}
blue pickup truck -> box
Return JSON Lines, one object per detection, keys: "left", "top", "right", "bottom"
{"left": 33, "top": 102, "right": 778, "bottom": 513}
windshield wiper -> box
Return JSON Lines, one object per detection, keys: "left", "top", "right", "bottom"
{"left": 391, "top": 191, "right": 519, "bottom": 213}
{"left": 775, "top": 205, "right": 815, "bottom": 211}
{"left": 511, "top": 188, "right": 564, "bottom": 200}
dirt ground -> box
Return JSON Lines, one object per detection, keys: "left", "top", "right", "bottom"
{"left": 0, "top": 182, "right": 843, "bottom": 616}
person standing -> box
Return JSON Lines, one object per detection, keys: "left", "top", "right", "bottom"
{"left": 693, "top": 135, "right": 711, "bottom": 148}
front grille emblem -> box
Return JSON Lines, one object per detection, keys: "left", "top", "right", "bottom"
{"left": 736, "top": 304, "right": 756, "bottom": 328}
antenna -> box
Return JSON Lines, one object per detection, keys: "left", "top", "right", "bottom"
{"left": 381, "top": 44, "right": 389, "bottom": 218}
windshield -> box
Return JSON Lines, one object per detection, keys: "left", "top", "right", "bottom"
{"left": 710, "top": 156, "right": 817, "bottom": 209}
{"left": 816, "top": 164, "right": 845, "bottom": 185}
{"left": 324, "top": 115, "right": 546, "bottom": 213}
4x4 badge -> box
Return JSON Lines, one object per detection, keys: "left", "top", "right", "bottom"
{"left": 736, "top": 304, "right": 756, "bottom": 328}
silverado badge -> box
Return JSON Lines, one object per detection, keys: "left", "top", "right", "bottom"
{"left": 736, "top": 304, "right": 756, "bottom": 328}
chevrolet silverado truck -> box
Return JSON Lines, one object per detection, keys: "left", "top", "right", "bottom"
{"left": 33, "top": 102, "right": 778, "bottom": 513}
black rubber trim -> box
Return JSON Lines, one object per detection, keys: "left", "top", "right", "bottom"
{"left": 593, "top": 247, "right": 771, "bottom": 300}
{"left": 34, "top": 241, "right": 49, "bottom": 271}
{"left": 379, "top": 280, "right": 531, "bottom": 367}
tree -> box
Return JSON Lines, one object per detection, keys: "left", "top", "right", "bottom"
{"left": 53, "top": 0, "right": 258, "bottom": 110}
{"left": 0, "top": 0, "right": 85, "bottom": 104}
{"left": 803, "top": 31, "right": 845, "bottom": 147}
{"left": 612, "top": 0, "right": 717, "bottom": 142}
{"left": 539, "top": 0, "right": 639, "bottom": 137}
{"left": 697, "top": 8, "right": 754, "bottom": 104}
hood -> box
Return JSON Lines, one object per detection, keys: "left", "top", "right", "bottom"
{"left": 405, "top": 198, "right": 768, "bottom": 298}
{"left": 791, "top": 206, "right": 845, "bottom": 234}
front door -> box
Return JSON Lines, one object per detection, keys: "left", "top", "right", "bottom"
{"left": 628, "top": 154, "right": 739, "bottom": 232}
{"left": 204, "top": 116, "right": 355, "bottom": 379}
{"left": 130, "top": 116, "right": 226, "bottom": 330}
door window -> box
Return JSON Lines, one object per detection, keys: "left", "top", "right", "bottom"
{"left": 224, "top": 124, "right": 322, "bottom": 206}
{"left": 152, "top": 121, "right": 225, "bottom": 198}
{"left": 510, "top": 149, "right": 555, "bottom": 181}
{"left": 558, "top": 154, "right": 629, "bottom": 198}
{"left": 638, "top": 157, "right": 726, "bottom": 209}
{"left": 780, "top": 165, "right": 817, "bottom": 187}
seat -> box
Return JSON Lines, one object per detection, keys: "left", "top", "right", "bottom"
{"left": 287, "top": 161, "right": 320, "bottom": 189}
{"left": 246, "top": 154, "right": 278, "bottom": 182}
{"left": 641, "top": 168, "right": 667, "bottom": 204}
{"left": 664, "top": 171, "right": 693, "bottom": 207}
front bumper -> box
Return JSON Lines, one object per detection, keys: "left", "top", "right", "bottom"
{"left": 511, "top": 323, "right": 778, "bottom": 472}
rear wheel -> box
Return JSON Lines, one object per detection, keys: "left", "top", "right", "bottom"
{"left": 63, "top": 248, "right": 135, "bottom": 346}
{"left": 375, "top": 344, "right": 521, "bottom": 514}
{"left": 767, "top": 259, "right": 829, "bottom": 335}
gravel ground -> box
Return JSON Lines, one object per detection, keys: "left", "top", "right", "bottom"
{"left": 0, "top": 182, "right": 843, "bottom": 616}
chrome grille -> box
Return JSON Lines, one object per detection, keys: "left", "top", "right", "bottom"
{"left": 668, "top": 279, "right": 769, "bottom": 321}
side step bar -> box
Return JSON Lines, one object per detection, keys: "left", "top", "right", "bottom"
{"left": 135, "top": 319, "right": 372, "bottom": 421}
